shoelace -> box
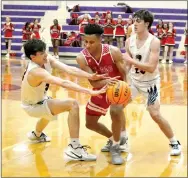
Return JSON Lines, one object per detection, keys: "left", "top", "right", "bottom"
{"left": 169, "top": 143, "right": 179, "bottom": 149}
{"left": 106, "top": 140, "right": 112, "bottom": 146}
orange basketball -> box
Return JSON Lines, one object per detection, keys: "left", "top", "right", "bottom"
{"left": 107, "top": 81, "right": 131, "bottom": 105}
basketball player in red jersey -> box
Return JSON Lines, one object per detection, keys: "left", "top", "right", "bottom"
{"left": 2, "top": 17, "right": 14, "bottom": 58}
{"left": 50, "top": 19, "right": 61, "bottom": 59}
{"left": 124, "top": 9, "right": 181, "bottom": 156}
{"left": 76, "top": 24, "right": 128, "bottom": 165}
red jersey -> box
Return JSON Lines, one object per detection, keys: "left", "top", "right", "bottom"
{"left": 81, "top": 44, "right": 123, "bottom": 88}
{"left": 30, "top": 24, "right": 41, "bottom": 39}
{"left": 50, "top": 25, "right": 61, "bottom": 39}
{"left": 22, "top": 26, "right": 32, "bottom": 41}
{"left": 3, "top": 23, "right": 14, "bottom": 38}
{"left": 82, "top": 44, "right": 123, "bottom": 116}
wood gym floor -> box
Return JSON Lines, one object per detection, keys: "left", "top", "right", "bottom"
{"left": 1, "top": 57, "right": 187, "bottom": 177}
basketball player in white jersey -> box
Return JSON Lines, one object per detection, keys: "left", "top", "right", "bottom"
{"left": 21, "top": 39, "right": 111, "bottom": 161}
{"left": 124, "top": 9, "right": 181, "bottom": 156}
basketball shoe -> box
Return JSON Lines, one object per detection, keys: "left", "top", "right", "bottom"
{"left": 170, "top": 140, "right": 181, "bottom": 156}
{"left": 101, "top": 136, "right": 128, "bottom": 152}
{"left": 64, "top": 144, "right": 97, "bottom": 161}
{"left": 110, "top": 144, "right": 124, "bottom": 165}
{"left": 27, "top": 131, "right": 51, "bottom": 143}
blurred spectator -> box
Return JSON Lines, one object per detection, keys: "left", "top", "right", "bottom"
{"left": 90, "top": 12, "right": 103, "bottom": 25}
{"left": 156, "top": 19, "right": 165, "bottom": 61}
{"left": 67, "top": 4, "right": 80, "bottom": 12}
{"left": 21, "top": 22, "right": 32, "bottom": 59}
{"left": 2, "top": 16, "right": 14, "bottom": 58}
{"left": 79, "top": 14, "right": 90, "bottom": 47}
{"left": 30, "top": 19, "right": 41, "bottom": 39}
{"left": 126, "top": 16, "right": 134, "bottom": 38}
{"left": 184, "top": 28, "right": 188, "bottom": 64}
{"left": 114, "top": 15, "right": 127, "bottom": 49}
{"left": 50, "top": 19, "right": 61, "bottom": 59}
{"left": 64, "top": 31, "right": 80, "bottom": 47}
{"left": 69, "top": 13, "right": 79, "bottom": 25}
{"left": 103, "top": 11, "right": 115, "bottom": 45}
{"left": 162, "top": 22, "right": 176, "bottom": 64}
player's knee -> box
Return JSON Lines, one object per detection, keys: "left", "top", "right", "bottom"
{"left": 68, "top": 99, "right": 79, "bottom": 111}
{"left": 110, "top": 106, "right": 123, "bottom": 119}
{"left": 148, "top": 109, "right": 161, "bottom": 122}
{"left": 85, "top": 120, "right": 96, "bottom": 129}
{"left": 71, "top": 99, "right": 79, "bottom": 109}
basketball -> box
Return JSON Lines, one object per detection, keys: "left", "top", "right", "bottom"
{"left": 107, "top": 81, "right": 131, "bottom": 105}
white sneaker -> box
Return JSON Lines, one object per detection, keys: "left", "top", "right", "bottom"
{"left": 170, "top": 140, "right": 181, "bottom": 156}
{"left": 55, "top": 55, "right": 59, "bottom": 59}
{"left": 64, "top": 144, "right": 97, "bottom": 161}
{"left": 21, "top": 54, "right": 25, "bottom": 59}
{"left": 101, "top": 137, "right": 128, "bottom": 152}
{"left": 5, "top": 53, "right": 10, "bottom": 58}
{"left": 169, "top": 60, "right": 173, "bottom": 64}
{"left": 27, "top": 131, "right": 51, "bottom": 143}
{"left": 161, "top": 60, "right": 166, "bottom": 64}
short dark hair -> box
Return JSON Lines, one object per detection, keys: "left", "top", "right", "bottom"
{"left": 24, "top": 39, "right": 46, "bottom": 60}
{"left": 133, "top": 9, "right": 154, "bottom": 29}
{"left": 84, "top": 24, "right": 104, "bottom": 36}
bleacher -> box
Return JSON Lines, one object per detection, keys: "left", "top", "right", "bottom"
{"left": 1, "top": 4, "right": 58, "bottom": 57}
{"left": 54, "top": 6, "right": 187, "bottom": 62}
{"left": 1, "top": 4, "right": 187, "bottom": 62}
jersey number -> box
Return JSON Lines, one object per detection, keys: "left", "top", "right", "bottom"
{"left": 135, "top": 68, "right": 145, "bottom": 74}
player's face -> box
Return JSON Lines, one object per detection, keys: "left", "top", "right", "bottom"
{"left": 133, "top": 17, "right": 149, "bottom": 33}
{"left": 32, "top": 51, "right": 48, "bottom": 65}
{"left": 84, "top": 34, "right": 101, "bottom": 54}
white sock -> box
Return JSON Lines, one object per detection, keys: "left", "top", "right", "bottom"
{"left": 169, "top": 136, "right": 178, "bottom": 144}
{"left": 34, "top": 130, "right": 42, "bottom": 137}
{"left": 109, "top": 136, "right": 113, "bottom": 141}
{"left": 120, "top": 130, "right": 127, "bottom": 138}
{"left": 70, "top": 138, "right": 80, "bottom": 148}
{"left": 112, "top": 140, "right": 120, "bottom": 146}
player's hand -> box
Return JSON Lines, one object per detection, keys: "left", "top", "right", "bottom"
{"left": 147, "top": 85, "right": 158, "bottom": 106}
{"left": 89, "top": 85, "right": 107, "bottom": 96}
{"left": 123, "top": 53, "right": 135, "bottom": 65}
{"left": 106, "top": 76, "right": 120, "bottom": 86}
{"left": 89, "top": 72, "right": 109, "bottom": 81}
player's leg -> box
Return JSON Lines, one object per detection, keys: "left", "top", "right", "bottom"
{"left": 86, "top": 114, "right": 112, "bottom": 138}
{"left": 109, "top": 104, "right": 124, "bottom": 165}
{"left": 146, "top": 83, "right": 181, "bottom": 156}
{"left": 48, "top": 98, "right": 97, "bottom": 160}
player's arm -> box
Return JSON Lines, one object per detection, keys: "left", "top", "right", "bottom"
{"left": 124, "top": 37, "right": 160, "bottom": 73}
{"left": 110, "top": 46, "right": 127, "bottom": 82}
{"left": 76, "top": 54, "right": 119, "bottom": 88}
{"left": 49, "top": 54, "right": 107, "bottom": 81}
{"left": 31, "top": 68, "right": 106, "bottom": 96}
{"left": 124, "top": 38, "right": 132, "bottom": 73}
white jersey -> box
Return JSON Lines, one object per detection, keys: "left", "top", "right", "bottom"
{"left": 21, "top": 56, "right": 52, "bottom": 105}
{"left": 129, "top": 33, "right": 160, "bottom": 88}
